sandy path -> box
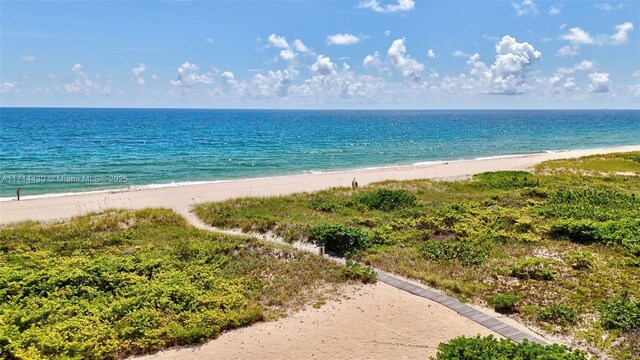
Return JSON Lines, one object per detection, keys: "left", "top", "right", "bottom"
{"left": 2, "top": 146, "right": 639, "bottom": 225}
{"left": 133, "top": 283, "right": 497, "bottom": 360}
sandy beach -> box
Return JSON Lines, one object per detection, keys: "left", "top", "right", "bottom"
{"left": 2, "top": 146, "right": 639, "bottom": 225}
{"left": 2, "top": 146, "right": 639, "bottom": 360}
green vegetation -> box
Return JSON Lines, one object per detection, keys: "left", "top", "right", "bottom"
{"left": 0, "top": 209, "right": 356, "bottom": 359}
{"left": 432, "top": 335, "right": 590, "bottom": 359}
{"left": 194, "top": 151, "right": 640, "bottom": 359}
{"left": 491, "top": 294, "right": 520, "bottom": 314}
{"left": 310, "top": 223, "right": 370, "bottom": 256}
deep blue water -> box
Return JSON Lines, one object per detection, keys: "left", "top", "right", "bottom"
{"left": 1, "top": 108, "right": 639, "bottom": 198}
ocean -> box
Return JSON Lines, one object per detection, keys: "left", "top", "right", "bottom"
{"left": 1, "top": 108, "right": 639, "bottom": 200}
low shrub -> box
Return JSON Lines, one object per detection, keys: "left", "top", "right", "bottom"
{"left": 539, "top": 304, "right": 579, "bottom": 325}
{"left": 472, "top": 171, "right": 541, "bottom": 190}
{"left": 511, "top": 258, "right": 555, "bottom": 281}
{"left": 420, "top": 240, "right": 488, "bottom": 266}
{"left": 343, "top": 260, "right": 377, "bottom": 284}
{"left": 432, "top": 335, "right": 590, "bottom": 359}
{"left": 492, "top": 294, "right": 520, "bottom": 314}
{"left": 551, "top": 219, "right": 640, "bottom": 255}
{"left": 310, "top": 224, "right": 370, "bottom": 256}
{"left": 542, "top": 189, "right": 640, "bottom": 222}
{"left": 600, "top": 290, "right": 640, "bottom": 331}
{"left": 357, "top": 189, "right": 416, "bottom": 211}
{"left": 567, "top": 251, "right": 594, "bottom": 270}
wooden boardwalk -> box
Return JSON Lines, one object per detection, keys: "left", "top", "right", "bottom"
{"left": 376, "top": 270, "right": 547, "bottom": 344}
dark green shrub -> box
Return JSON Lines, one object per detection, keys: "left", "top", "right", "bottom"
{"left": 511, "top": 258, "right": 555, "bottom": 281}
{"left": 472, "top": 171, "right": 540, "bottom": 190}
{"left": 600, "top": 290, "right": 640, "bottom": 331}
{"left": 539, "top": 304, "right": 579, "bottom": 325}
{"left": 343, "top": 260, "right": 377, "bottom": 284}
{"left": 308, "top": 197, "right": 344, "bottom": 212}
{"left": 357, "top": 189, "right": 416, "bottom": 211}
{"left": 310, "top": 224, "right": 370, "bottom": 256}
{"left": 551, "top": 219, "right": 640, "bottom": 255}
{"left": 432, "top": 335, "right": 590, "bottom": 359}
{"left": 492, "top": 294, "right": 520, "bottom": 314}
{"left": 420, "top": 240, "right": 488, "bottom": 266}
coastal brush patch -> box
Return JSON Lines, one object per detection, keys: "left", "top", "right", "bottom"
{"left": 538, "top": 304, "right": 579, "bottom": 326}
{"left": 343, "top": 260, "right": 377, "bottom": 284}
{"left": 491, "top": 294, "right": 520, "bottom": 314}
{"left": 600, "top": 290, "right": 640, "bottom": 331}
{"left": 357, "top": 188, "right": 416, "bottom": 211}
{"left": 510, "top": 257, "right": 556, "bottom": 281}
{"left": 310, "top": 223, "right": 370, "bottom": 256}
{"left": 432, "top": 335, "right": 590, "bottom": 359}
{"left": 0, "top": 209, "right": 353, "bottom": 359}
{"left": 420, "top": 240, "right": 488, "bottom": 266}
{"left": 194, "top": 151, "right": 640, "bottom": 359}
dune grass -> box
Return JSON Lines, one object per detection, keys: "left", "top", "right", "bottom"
{"left": 194, "top": 151, "right": 640, "bottom": 359}
{"left": 0, "top": 209, "right": 356, "bottom": 359}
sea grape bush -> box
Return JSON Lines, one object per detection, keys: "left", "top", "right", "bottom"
{"left": 357, "top": 189, "right": 416, "bottom": 211}
{"left": 472, "top": 171, "right": 541, "bottom": 190}
{"left": 491, "top": 294, "right": 520, "bottom": 314}
{"left": 432, "top": 335, "right": 590, "bottom": 359}
{"left": 343, "top": 260, "right": 377, "bottom": 284}
{"left": 310, "top": 224, "right": 370, "bottom": 256}
{"left": 600, "top": 290, "right": 640, "bottom": 331}
{"left": 539, "top": 304, "right": 579, "bottom": 325}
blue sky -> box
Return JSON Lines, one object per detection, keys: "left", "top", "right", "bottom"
{"left": 1, "top": 0, "right": 639, "bottom": 109}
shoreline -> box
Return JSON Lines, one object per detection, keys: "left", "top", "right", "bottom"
{"left": 1, "top": 145, "right": 639, "bottom": 225}
{"left": 2, "top": 144, "right": 639, "bottom": 203}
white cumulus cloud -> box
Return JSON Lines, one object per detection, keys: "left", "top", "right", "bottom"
{"left": 387, "top": 38, "right": 424, "bottom": 81}
{"left": 293, "top": 39, "right": 314, "bottom": 55}
{"left": 557, "top": 45, "right": 578, "bottom": 57}
{"left": 131, "top": 63, "right": 146, "bottom": 85}
{"left": 327, "top": 33, "right": 361, "bottom": 46}
{"left": 0, "top": 82, "right": 16, "bottom": 94}
{"left": 512, "top": 0, "right": 538, "bottom": 16}
{"left": 452, "top": 50, "right": 471, "bottom": 58}
{"left": 548, "top": 4, "right": 563, "bottom": 15}
{"left": 279, "top": 49, "right": 297, "bottom": 61}
{"left": 561, "top": 27, "right": 595, "bottom": 46}
{"left": 595, "top": 2, "right": 623, "bottom": 11}
{"left": 358, "top": 0, "right": 415, "bottom": 13}
{"left": 557, "top": 60, "right": 595, "bottom": 74}
{"left": 311, "top": 55, "right": 337, "bottom": 76}
{"left": 427, "top": 49, "right": 436, "bottom": 58}
{"left": 588, "top": 72, "right": 611, "bottom": 92}
{"left": 610, "top": 22, "right": 634, "bottom": 45}
{"left": 268, "top": 34, "right": 290, "bottom": 49}
{"left": 170, "top": 62, "right": 213, "bottom": 87}
{"left": 22, "top": 55, "right": 36, "bottom": 62}
{"left": 462, "top": 35, "right": 542, "bottom": 95}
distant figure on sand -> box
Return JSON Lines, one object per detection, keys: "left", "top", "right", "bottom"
{"left": 352, "top": 177, "right": 358, "bottom": 188}
{"left": 16, "top": 188, "right": 20, "bottom": 201}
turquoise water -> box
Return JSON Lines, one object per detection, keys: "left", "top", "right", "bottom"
{"left": 1, "top": 108, "right": 639, "bottom": 199}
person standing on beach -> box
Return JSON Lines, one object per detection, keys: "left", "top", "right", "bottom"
{"left": 352, "top": 177, "right": 358, "bottom": 188}
{"left": 16, "top": 188, "right": 20, "bottom": 201}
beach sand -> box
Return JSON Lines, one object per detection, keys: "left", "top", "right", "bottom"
{"left": 2, "top": 146, "right": 639, "bottom": 359}
{"left": 133, "top": 282, "right": 497, "bottom": 360}
{"left": 2, "top": 146, "right": 639, "bottom": 225}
